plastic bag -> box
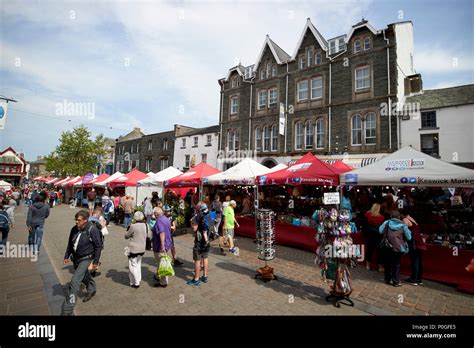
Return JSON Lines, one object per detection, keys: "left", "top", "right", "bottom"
{"left": 158, "top": 255, "right": 175, "bottom": 277}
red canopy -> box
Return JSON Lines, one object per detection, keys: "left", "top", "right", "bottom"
{"left": 66, "top": 176, "right": 83, "bottom": 187}
{"left": 108, "top": 169, "right": 148, "bottom": 187}
{"left": 164, "top": 162, "right": 221, "bottom": 188}
{"left": 257, "top": 153, "right": 340, "bottom": 186}
{"left": 33, "top": 176, "right": 44, "bottom": 181}
{"left": 83, "top": 173, "right": 110, "bottom": 188}
{"left": 331, "top": 160, "right": 353, "bottom": 174}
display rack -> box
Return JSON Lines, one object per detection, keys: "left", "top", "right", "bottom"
{"left": 255, "top": 209, "right": 277, "bottom": 282}
{"left": 313, "top": 207, "right": 358, "bottom": 308}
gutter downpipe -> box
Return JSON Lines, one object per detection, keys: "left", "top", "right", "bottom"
{"left": 219, "top": 81, "right": 224, "bottom": 169}
{"left": 285, "top": 61, "right": 289, "bottom": 154}
{"left": 383, "top": 29, "right": 392, "bottom": 150}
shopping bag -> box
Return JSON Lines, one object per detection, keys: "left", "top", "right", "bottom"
{"left": 158, "top": 255, "right": 175, "bottom": 277}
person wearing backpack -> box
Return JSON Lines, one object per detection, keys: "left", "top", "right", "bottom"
{"left": 0, "top": 204, "right": 12, "bottom": 250}
{"left": 88, "top": 207, "right": 107, "bottom": 277}
{"left": 26, "top": 192, "right": 50, "bottom": 254}
{"left": 378, "top": 210, "right": 412, "bottom": 287}
{"left": 102, "top": 196, "right": 114, "bottom": 226}
{"left": 61, "top": 210, "right": 102, "bottom": 315}
{"left": 400, "top": 209, "right": 426, "bottom": 286}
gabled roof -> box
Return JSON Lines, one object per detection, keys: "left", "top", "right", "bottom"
{"left": 345, "top": 19, "right": 379, "bottom": 43}
{"left": 254, "top": 35, "right": 291, "bottom": 71}
{"left": 405, "top": 84, "right": 474, "bottom": 110}
{"left": 291, "top": 18, "right": 328, "bottom": 59}
{"left": 0, "top": 147, "right": 26, "bottom": 165}
{"left": 224, "top": 64, "right": 246, "bottom": 82}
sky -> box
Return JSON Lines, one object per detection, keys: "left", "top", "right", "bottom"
{"left": 0, "top": 0, "right": 473, "bottom": 161}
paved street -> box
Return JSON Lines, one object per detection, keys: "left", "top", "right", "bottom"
{"left": 2, "top": 204, "right": 473, "bottom": 316}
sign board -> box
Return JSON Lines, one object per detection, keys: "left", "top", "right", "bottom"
{"left": 0, "top": 101, "right": 8, "bottom": 130}
{"left": 323, "top": 192, "right": 340, "bottom": 205}
{"left": 83, "top": 172, "right": 94, "bottom": 184}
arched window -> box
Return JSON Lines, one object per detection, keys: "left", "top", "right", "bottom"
{"left": 255, "top": 127, "right": 262, "bottom": 151}
{"left": 305, "top": 120, "right": 314, "bottom": 150}
{"left": 263, "top": 126, "right": 271, "bottom": 152}
{"left": 354, "top": 39, "right": 361, "bottom": 53}
{"left": 351, "top": 115, "right": 362, "bottom": 146}
{"left": 315, "top": 118, "right": 325, "bottom": 149}
{"left": 364, "top": 37, "right": 371, "bottom": 51}
{"left": 271, "top": 125, "right": 278, "bottom": 151}
{"left": 365, "top": 112, "right": 376, "bottom": 145}
{"left": 295, "top": 122, "right": 303, "bottom": 150}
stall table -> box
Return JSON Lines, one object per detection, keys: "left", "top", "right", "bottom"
{"left": 235, "top": 215, "right": 474, "bottom": 294}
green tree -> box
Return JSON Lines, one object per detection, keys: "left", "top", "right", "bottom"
{"left": 45, "top": 126, "right": 106, "bottom": 176}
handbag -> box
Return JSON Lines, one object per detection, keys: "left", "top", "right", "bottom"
{"left": 158, "top": 255, "right": 175, "bottom": 277}
{"left": 379, "top": 223, "right": 392, "bottom": 250}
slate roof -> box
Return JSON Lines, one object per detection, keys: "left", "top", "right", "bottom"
{"left": 406, "top": 84, "right": 474, "bottom": 110}
{"left": 179, "top": 125, "right": 220, "bottom": 137}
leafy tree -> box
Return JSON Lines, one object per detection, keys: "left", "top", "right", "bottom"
{"left": 45, "top": 126, "right": 106, "bottom": 176}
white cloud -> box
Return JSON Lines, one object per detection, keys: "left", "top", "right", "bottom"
{"left": 415, "top": 44, "right": 474, "bottom": 74}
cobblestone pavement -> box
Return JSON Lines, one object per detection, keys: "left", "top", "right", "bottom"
{"left": 38, "top": 205, "right": 474, "bottom": 315}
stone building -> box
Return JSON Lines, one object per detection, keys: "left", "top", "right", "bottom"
{"left": 218, "top": 18, "right": 421, "bottom": 168}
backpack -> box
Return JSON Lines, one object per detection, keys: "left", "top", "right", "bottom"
{"left": 87, "top": 221, "right": 104, "bottom": 250}
{"left": 0, "top": 211, "right": 9, "bottom": 229}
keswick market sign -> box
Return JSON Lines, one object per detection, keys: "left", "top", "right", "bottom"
{"left": 385, "top": 158, "right": 425, "bottom": 171}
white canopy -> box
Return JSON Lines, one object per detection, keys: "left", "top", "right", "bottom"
{"left": 267, "top": 163, "right": 288, "bottom": 173}
{"left": 0, "top": 180, "right": 12, "bottom": 191}
{"left": 204, "top": 158, "right": 279, "bottom": 186}
{"left": 341, "top": 146, "right": 474, "bottom": 188}
{"left": 94, "top": 172, "right": 124, "bottom": 187}
{"left": 138, "top": 167, "right": 182, "bottom": 186}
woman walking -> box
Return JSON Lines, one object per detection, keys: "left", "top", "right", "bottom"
{"left": 125, "top": 211, "right": 150, "bottom": 288}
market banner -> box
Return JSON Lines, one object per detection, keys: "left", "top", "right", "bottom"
{"left": 0, "top": 101, "right": 8, "bottom": 130}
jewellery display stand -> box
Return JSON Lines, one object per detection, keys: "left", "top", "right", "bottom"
{"left": 313, "top": 207, "right": 358, "bottom": 308}
{"left": 255, "top": 209, "right": 277, "bottom": 282}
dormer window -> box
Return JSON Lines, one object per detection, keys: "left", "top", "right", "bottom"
{"left": 329, "top": 40, "right": 336, "bottom": 55}
{"left": 338, "top": 39, "right": 346, "bottom": 52}
{"left": 231, "top": 77, "right": 236, "bottom": 88}
{"left": 266, "top": 62, "right": 271, "bottom": 78}
{"left": 354, "top": 39, "right": 361, "bottom": 53}
{"left": 307, "top": 47, "right": 314, "bottom": 66}
{"left": 329, "top": 37, "right": 346, "bottom": 54}
{"left": 230, "top": 76, "right": 240, "bottom": 88}
{"left": 364, "top": 37, "right": 371, "bottom": 51}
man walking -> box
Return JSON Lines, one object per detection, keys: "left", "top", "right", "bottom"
{"left": 222, "top": 200, "right": 239, "bottom": 256}
{"left": 163, "top": 205, "right": 183, "bottom": 267}
{"left": 87, "top": 189, "right": 97, "bottom": 215}
{"left": 152, "top": 207, "right": 173, "bottom": 288}
{"left": 187, "top": 204, "right": 211, "bottom": 286}
{"left": 26, "top": 192, "right": 50, "bottom": 254}
{"left": 123, "top": 195, "right": 134, "bottom": 228}
{"left": 61, "top": 210, "right": 102, "bottom": 315}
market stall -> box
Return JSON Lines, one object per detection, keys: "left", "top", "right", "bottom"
{"left": 94, "top": 171, "right": 124, "bottom": 187}
{"left": 340, "top": 146, "right": 474, "bottom": 293}
{"left": 137, "top": 166, "right": 182, "bottom": 204}
{"left": 164, "top": 162, "right": 220, "bottom": 190}
{"left": 108, "top": 169, "right": 149, "bottom": 205}
{"left": 0, "top": 180, "right": 12, "bottom": 192}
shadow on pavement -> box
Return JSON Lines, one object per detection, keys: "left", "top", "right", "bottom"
{"left": 214, "top": 261, "right": 332, "bottom": 307}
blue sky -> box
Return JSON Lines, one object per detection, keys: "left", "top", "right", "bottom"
{"left": 0, "top": 0, "right": 472, "bottom": 161}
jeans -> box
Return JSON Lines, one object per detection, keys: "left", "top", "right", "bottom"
{"left": 410, "top": 249, "right": 423, "bottom": 282}
{"left": 1, "top": 227, "right": 9, "bottom": 246}
{"left": 61, "top": 258, "right": 96, "bottom": 315}
{"left": 105, "top": 212, "right": 113, "bottom": 225}
{"left": 32, "top": 225, "right": 44, "bottom": 253}
{"left": 383, "top": 249, "right": 402, "bottom": 284}
{"left": 124, "top": 213, "right": 132, "bottom": 228}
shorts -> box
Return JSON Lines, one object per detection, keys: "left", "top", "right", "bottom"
{"left": 88, "top": 201, "right": 95, "bottom": 210}
{"left": 224, "top": 228, "right": 234, "bottom": 239}
{"left": 193, "top": 244, "right": 209, "bottom": 261}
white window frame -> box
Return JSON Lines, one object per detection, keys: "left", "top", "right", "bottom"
{"left": 351, "top": 114, "right": 362, "bottom": 146}
{"left": 258, "top": 90, "right": 267, "bottom": 110}
{"left": 263, "top": 126, "right": 271, "bottom": 152}
{"left": 272, "top": 65, "right": 277, "bottom": 77}
{"left": 329, "top": 40, "right": 336, "bottom": 55}
{"left": 201, "top": 153, "right": 207, "bottom": 164}
{"left": 355, "top": 66, "right": 370, "bottom": 91}
{"left": 271, "top": 124, "right": 278, "bottom": 152}
{"left": 363, "top": 37, "right": 371, "bottom": 51}
{"left": 206, "top": 135, "right": 212, "bottom": 146}
{"left": 260, "top": 69, "right": 265, "bottom": 80}
{"left": 304, "top": 120, "right": 314, "bottom": 150}
{"left": 147, "top": 140, "right": 152, "bottom": 151}
{"left": 365, "top": 112, "right": 376, "bottom": 145}
{"left": 315, "top": 118, "right": 325, "bottom": 149}
{"left": 266, "top": 62, "right": 271, "bottom": 78}
{"left": 231, "top": 77, "right": 236, "bottom": 88}
{"left": 230, "top": 96, "right": 239, "bottom": 115}
{"left": 297, "top": 80, "right": 309, "bottom": 102}
{"left": 307, "top": 47, "right": 314, "bottom": 66}
{"left": 353, "top": 39, "right": 361, "bottom": 53}
{"left": 310, "top": 77, "right": 323, "bottom": 100}
{"left": 338, "top": 37, "right": 345, "bottom": 52}
{"left": 163, "top": 139, "right": 168, "bottom": 150}
{"left": 227, "top": 130, "right": 234, "bottom": 150}
{"left": 295, "top": 122, "right": 303, "bottom": 150}
{"left": 160, "top": 158, "right": 168, "bottom": 170}
{"left": 299, "top": 55, "right": 306, "bottom": 70}
{"left": 193, "top": 136, "right": 198, "bottom": 147}
{"left": 182, "top": 138, "right": 186, "bottom": 148}
{"left": 315, "top": 51, "right": 321, "bottom": 65}
{"left": 145, "top": 159, "right": 151, "bottom": 172}
{"left": 255, "top": 127, "right": 262, "bottom": 151}
{"left": 268, "top": 88, "right": 278, "bottom": 108}
{"left": 185, "top": 155, "right": 190, "bottom": 168}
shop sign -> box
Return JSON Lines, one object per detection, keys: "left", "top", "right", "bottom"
{"left": 323, "top": 192, "right": 340, "bottom": 205}
{"left": 385, "top": 158, "right": 424, "bottom": 171}
{"left": 344, "top": 173, "right": 358, "bottom": 184}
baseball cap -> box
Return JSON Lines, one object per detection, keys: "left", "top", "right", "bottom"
{"left": 163, "top": 205, "right": 171, "bottom": 212}
{"left": 200, "top": 203, "right": 208, "bottom": 212}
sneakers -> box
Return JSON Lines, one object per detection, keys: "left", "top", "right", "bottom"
{"left": 173, "top": 259, "right": 184, "bottom": 267}
{"left": 392, "top": 282, "right": 402, "bottom": 287}
{"left": 405, "top": 278, "right": 418, "bottom": 286}
{"left": 187, "top": 278, "right": 201, "bottom": 287}
{"left": 229, "top": 247, "right": 239, "bottom": 256}
{"left": 200, "top": 276, "right": 208, "bottom": 283}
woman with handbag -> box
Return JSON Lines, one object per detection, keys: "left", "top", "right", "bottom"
{"left": 400, "top": 209, "right": 426, "bottom": 285}
{"left": 125, "top": 211, "right": 150, "bottom": 289}
{"left": 364, "top": 203, "right": 385, "bottom": 271}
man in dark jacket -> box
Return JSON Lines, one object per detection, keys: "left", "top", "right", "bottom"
{"left": 61, "top": 210, "right": 102, "bottom": 315}
{"left": 26, "top": 192, "right": 50, "bottom": 254}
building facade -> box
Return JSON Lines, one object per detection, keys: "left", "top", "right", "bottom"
{"left": 0, "top": 147, "right": 27, "bottom": 185}
{"left": 401, "top": 84, "right": 474, "bottom": 168}
{"left": 29, "top": 156, "right": 48, "bottom": 179}
{"left": 173, "top": 124, "right": 219, "bottom": 171}
{"left": 218, "top": 18, "right": 421, "bottom": 168}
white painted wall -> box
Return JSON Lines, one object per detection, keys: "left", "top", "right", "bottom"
{"left": 400, "top": 104, "right": 474, "bottom": 163}
{"left": 173, "top": 132, "right": 219, "bottom": 171}
{"left": 394, "top": 22, "right": 415, "bottom": 103}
